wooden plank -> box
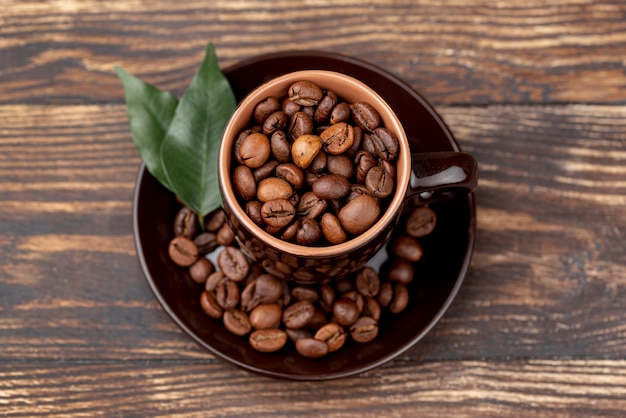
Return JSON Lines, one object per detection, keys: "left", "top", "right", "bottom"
{"left": 0, "top": 1, "right": 625, "bottom": 105}
{"left": 0, "top": 103, "right": 625, "bottom": 362}
{"left": 1, "top": 360, "right": 626, "bottom": 417}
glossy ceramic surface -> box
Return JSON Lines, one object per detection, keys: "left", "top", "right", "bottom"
{"left": 133, "top": 51, "right": 476, "bottom": 380}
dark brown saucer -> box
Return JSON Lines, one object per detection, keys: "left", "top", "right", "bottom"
{"left": 133, "top": 51, "right": 476, "bottom": 380}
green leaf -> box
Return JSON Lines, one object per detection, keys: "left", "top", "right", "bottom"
{"left": 115, "top": 66, "right": 179, "bottom": 191}
{"left": 160, "top": 43, "right": 236, "bottom": 216}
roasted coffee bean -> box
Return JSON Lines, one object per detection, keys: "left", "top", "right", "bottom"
{"left": 216, "top": 279, "right": 240, "bottom": 310}
{"left": 381, "top": 159, "right": 397, "bottom": 179}
{"left": 257, "top": 177, "right": 293, "bottom": 202}
{"left": 329, "top": 102, "right": 350, "bottom": 124}
{"left": 261, "top": 199, "right": 296, "bottom": 228}
{"left": 314, "top": 90, "right": 337, "bottom": 123}
{"left": 200, "top": 291, "right": 223, "bottom": 319}
{"left": 365, "top": 165, "right": 395, "bottom": 198}
{"left": 223, "top": 309, "right": 251, "bottom": 336}
{"left": 245, "top": 200, "right": 265, "bottom": 227}
{"left": 240, "top": 132, "right": 271, "bottom": 168}
{"left": 326, "top": 154, "right": 354, "bottom": 179}
{"left": 345, "top": 126, "right": 363, "bottom": 158}
{"left": 377, "top": 281, "right": 393, "bottom": 308}
{"left": 342, "top": 290, "right": 364, "bottom": 314}
{"left": 308, "top": 149, "right": 327, "bottom": 175}
{"left": 253, "top": 159, "right": 279, "bottom": 183}
{"left": 297, "top": 191, "right": 327, "bottom": 219}
{"left": 276, "top": 280, "right": 291, "bottom": 307}
{"left": 262, "top": 111, "right": 288, "bottom": 136}
{"left": 296, "top": 218, "right": 322, "bottom": 246}
{"left": 308, "top": 308, "right": 328, "bottom": 330}
{"left": 406, "top": 206, "right": 437, "bottom": 237}
{"left": 285, "top": 328, "right": 313, "bottom": 342}
{"left": 217, "top": 246, "right": 250, "bottom": 282}
{"left": 283, "top": 300, "right": 315, "bottom": 329}
{"left": 216, "top": 223, "right": 235, "bottom": 246}
{"left": 364, "top": 127, "right": 399, "bottom": 161}
{"left": 234, "top": 127, "right": 261, "bottom": 165}
{"left": 265, "top": 224, "right": 285, "bottom": 239}
{"left": 363, "top": 297, "right": 381, "bottom": 321}
{"left": 205, "top": 208, "right": 226, "bottom": 232}
{"left": 320, "top": 213, "right": 347, "bottom": 245}
{"left": 280, "top": 219, "right": 301, "bottom": 242}
{"left": 314, "top": 323, "right": 346, "bottom": 352}
{"left": 253, "top": 96, "right": 280, "bottom": 124}
{"left": 193, "top": 232, "right": 218, "bottom": 254}
{"left": 295, "top": 337, "right": 328, "bottom": 358}
{"left": 270, "top": 131, "right": 291, "bottom": 163}
{"left": 288, "top": 111, "right": 313, "bottom": 141}
{"left": 389, "top": 283, "right": 409, "bottom": 313}
{"left": 387, "top": 258, "right": 415, "bottom": 285}
{"left": 355, "top": 150, "right": 377, "bottom": 184}
{"left": 282, "top": 96, "right": 301, "bottom": 116}
{"left": 291, "top": 134, "right": 322, "bottom": 169}
{"left": 291, "top": 286, "right": 319, "bottom": 303}
{"left": 312, "top": 174, "right": 350, "bottom": 200}
{"left": 241, "top": 274, "right": 283, "bottom": 311}
{"left": 346, "top": 184, "right": 371, "bottom": 203}
{"left": 350, "top": 316, "right": 379, "bottom": 343}
{"left": 205, "top": 271, "right": 226, "bottom": 292}
{"left": 289, "top": 80, "right": 323, "bottom": 106}
{"left": 338, "top": 195, "right": 380, "bottom": 235}
{"left": 319, "top": 283, "right": 336, "bottom": 312}
{"left": 233, "top": 165, "right": 257, "bottom": 200}
{"left": 350, "top": 102, "right": 381, "bottom": 132}
{"left": 249, "top": 329, "right": 288, "bottom": 353}
{"left": 288, "top": 190, "right": 300, "bottom": 208}
{"left": 355, "top": 266, "right": 380, "bottom": 298}
{"left": 333, "top": 297, "right": 360, "bottom": 326}
{"left": 265, "top": 224, "right": 283, "bottom": 236}
{"left": 168, "top": 236, "right": 198, "bottom": 267}
{"left": 189, "top": 258, "right": 215, "bottom": 284}
{"left": 276, "top": 163, "right": 304, "bottom": 190}
{"left": 249, "top": 303, "right": 283, "bottom": 330}
{"left": 302, "top": 106, "right": 315, "bottom": 118}
{"left": 320, "top": 122, "right": 354, "bottom": 155}
{"left": 174, "top": 206, "right": 200, "bottom": 239}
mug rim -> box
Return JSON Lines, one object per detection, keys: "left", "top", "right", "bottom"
{"left": 218, "top": 70, "right": 411, "bottom": 258}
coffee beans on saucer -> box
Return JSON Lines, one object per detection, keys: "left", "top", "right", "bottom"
{"left": 231, "top": 79, "right": 400, "bottom": 245}
{"left": 167, "top": 204, "right": 437, "bottom": 358}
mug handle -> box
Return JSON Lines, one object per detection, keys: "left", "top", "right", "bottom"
{"left": 404, "top": 151, "right": 478, "bottom": 208}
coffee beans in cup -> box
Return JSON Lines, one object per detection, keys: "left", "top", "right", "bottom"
{"left": 231, "top": 79, "right": 400, "bottom": 246}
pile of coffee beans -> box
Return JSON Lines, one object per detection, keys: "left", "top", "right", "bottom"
{"left": 166, "top": 204, "right": 437, "bottom": 358}
{"left": 231, "top": 79, "right": 401, "bottom": 246}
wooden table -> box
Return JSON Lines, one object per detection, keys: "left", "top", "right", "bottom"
{"left": 2, "top": 1, "right": 625, "bottom": 416}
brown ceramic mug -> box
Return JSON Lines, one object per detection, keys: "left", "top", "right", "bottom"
{"left": 218, "top": 70, "right": 477, "bottom": 283}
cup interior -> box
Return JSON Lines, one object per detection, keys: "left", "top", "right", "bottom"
{"left": 218, "top": 70, "right": 411, "bottom": 258}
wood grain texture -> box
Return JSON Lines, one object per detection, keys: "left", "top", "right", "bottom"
{"left": 2, "top": 0, "right": 626, "bottom": 414}
{"left": 2, "top": 360, "right": 626, "bottom": 417}
{"left": 1, "top": 0, "right": 625, "bottom": 105}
